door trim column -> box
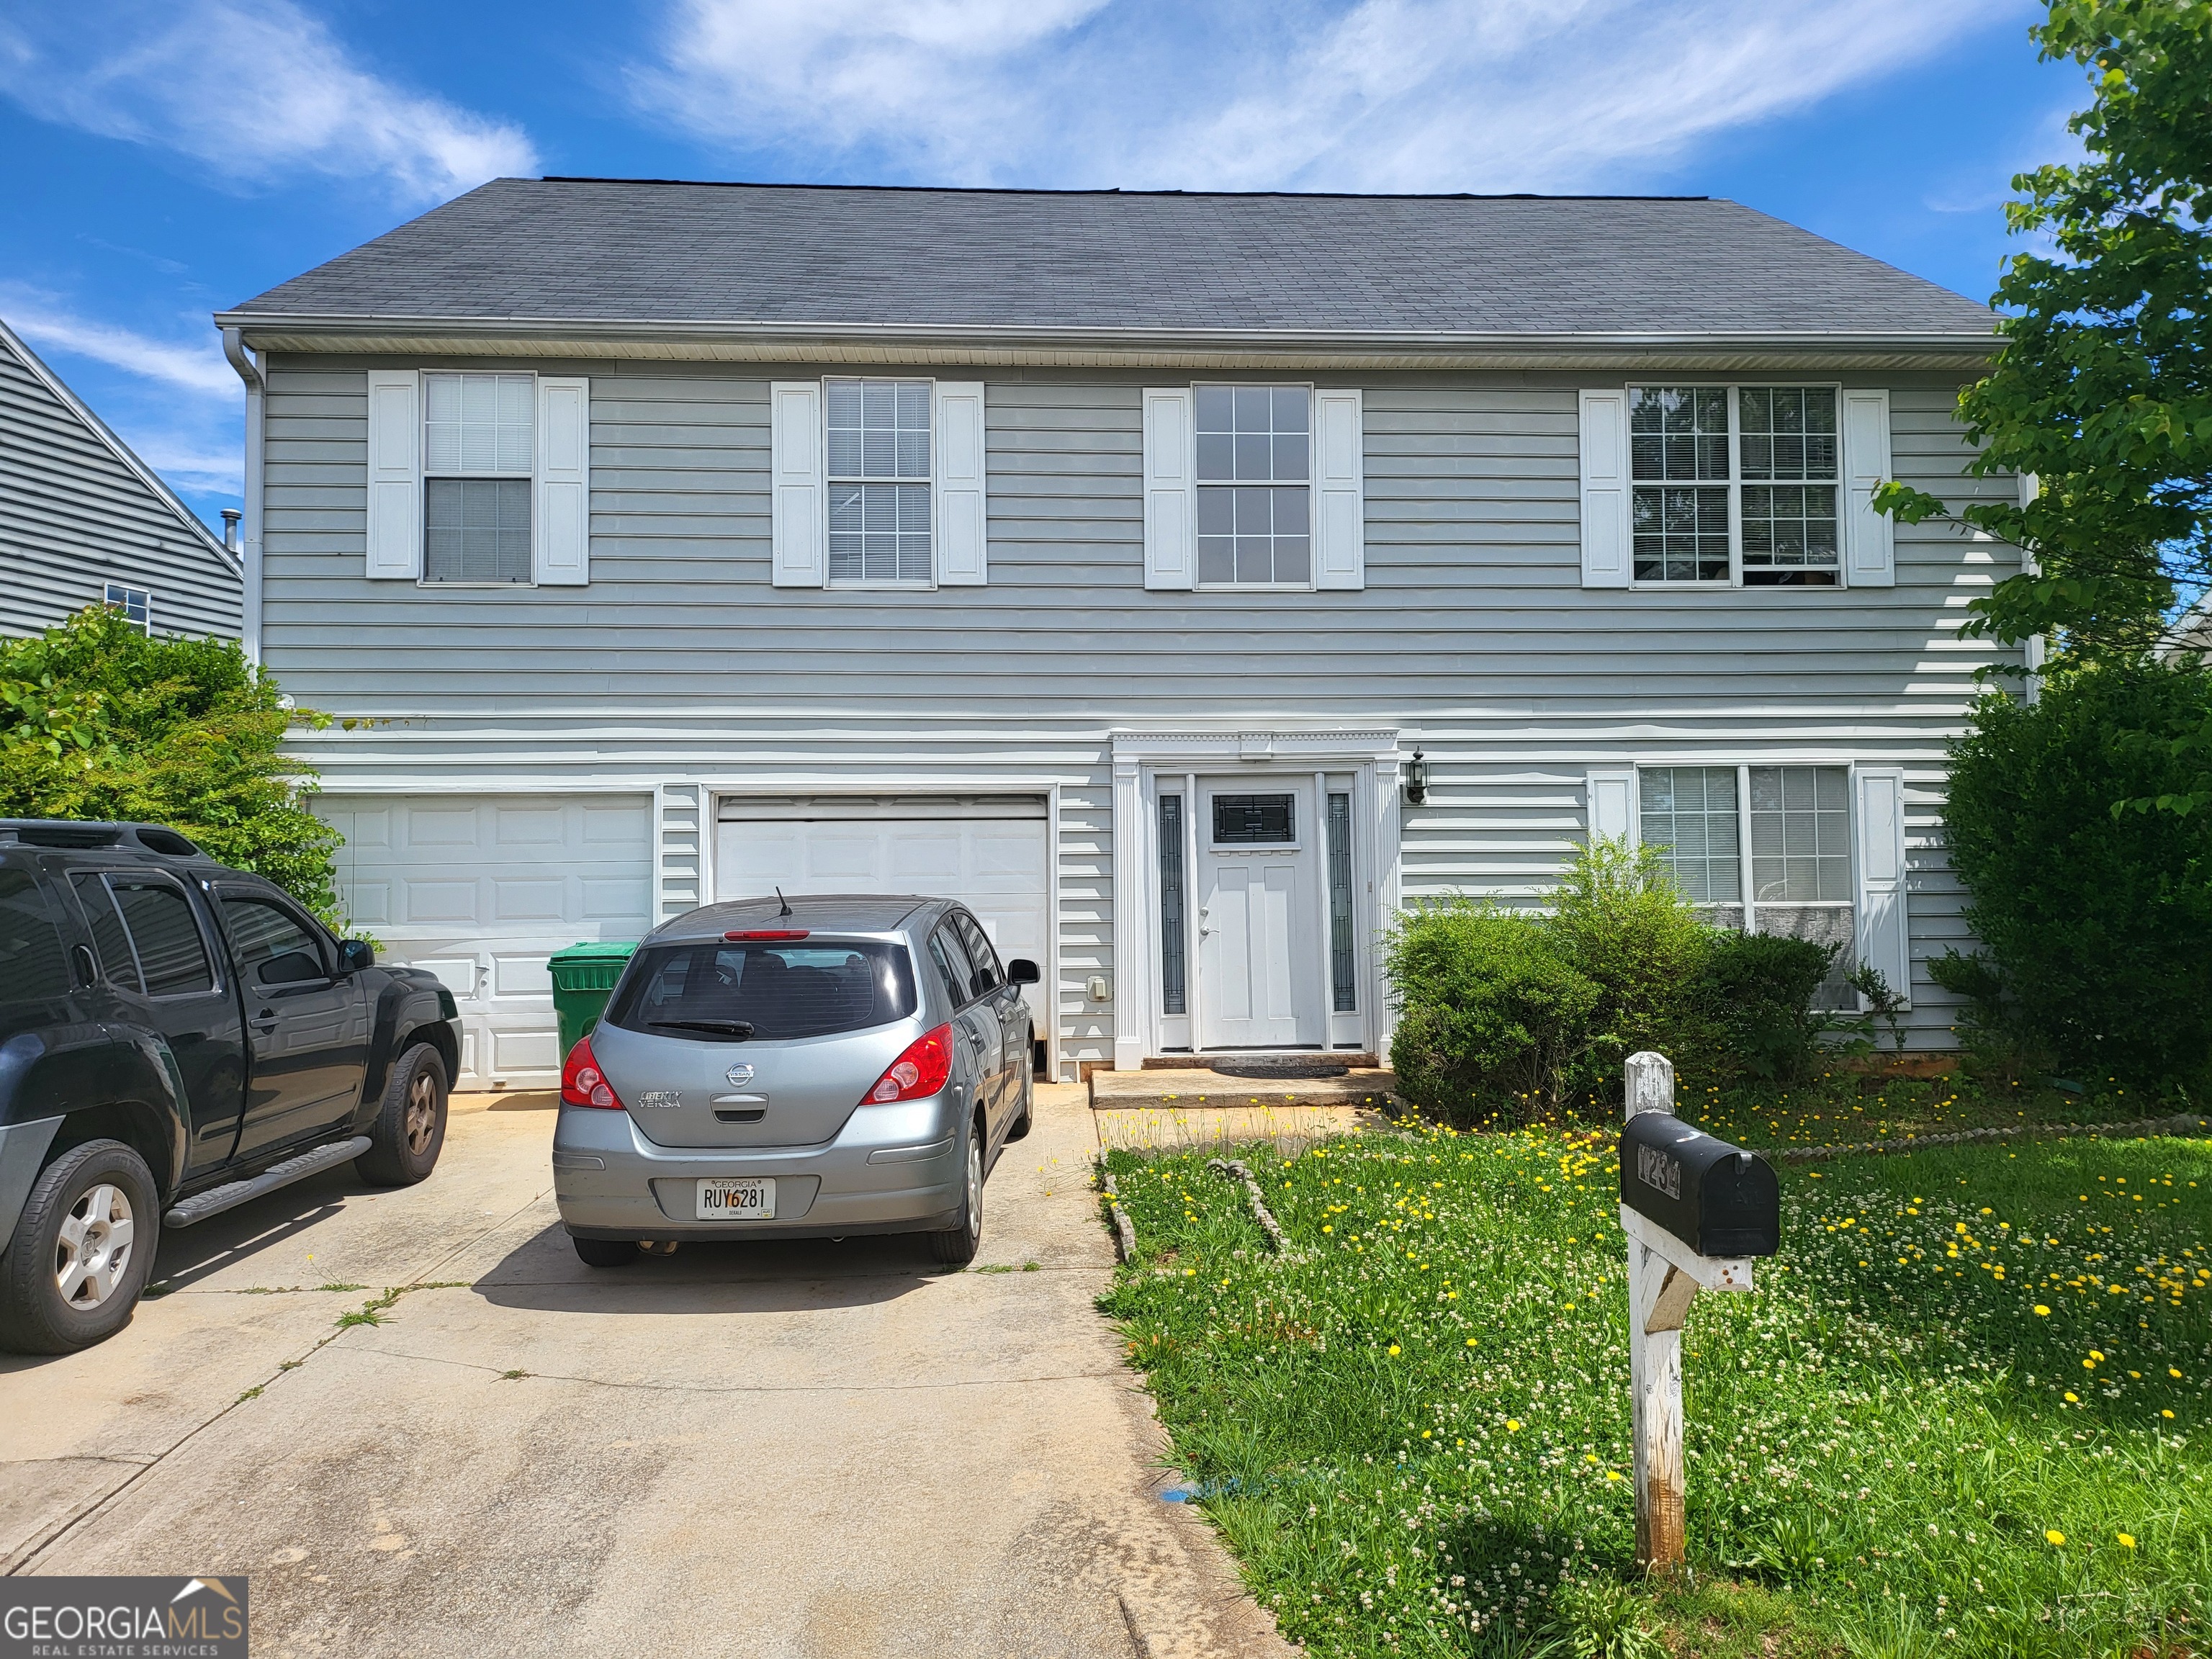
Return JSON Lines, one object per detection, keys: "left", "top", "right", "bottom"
{"left": 1108, "top": 729, "right": 1402, "bottom": 1071}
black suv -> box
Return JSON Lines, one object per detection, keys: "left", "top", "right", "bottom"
{"left": 0, "top": 820, "right": 461, "bottom": 1353}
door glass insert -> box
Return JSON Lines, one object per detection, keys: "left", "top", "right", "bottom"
{"left": 1159, "top": 795, "right": 1187, "bottom": 1015}
{"left": 1326, "top": 791, "right": 1355, "bottom": 1012}
{"left": 1212, "top": 793, "right": 1295, "bottom": 845}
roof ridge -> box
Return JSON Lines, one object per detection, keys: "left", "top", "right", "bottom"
{"left": 530, "top": 176, "right": 1716, "bottom": 203}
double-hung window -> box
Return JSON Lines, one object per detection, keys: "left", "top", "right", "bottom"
{"left": 423, "top": 372, "right": 534, "bottom": 585}
{"left": 827, "top": 378, "right": 932, "bottom": 586}
{"left": 103, "top": 584, "right": 151, "bottom": 631}
{"left": 1629, "top": 385, "right": 1842, "bottom": 586}
{"left": 1195, "top": 385, "right": 1310, "bottom": 587}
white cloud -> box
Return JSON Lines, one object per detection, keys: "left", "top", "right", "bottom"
{"left": 0, "top": 0, "right": 536, "bottom": 204}
{"left": 3, "top": 289, "right": 235, "bottom": 399}
{"left": 638, "top": 0, "right": 2023, "bottom": 191}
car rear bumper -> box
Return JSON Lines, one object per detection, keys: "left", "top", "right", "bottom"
{"left": 551, "top": 1102, "right": 965, "bottom": 1238}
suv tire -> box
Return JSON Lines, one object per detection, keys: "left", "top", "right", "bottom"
{"left": 572, "top": 1236, "right": 639, "bottom": 1268}
{"left": 356, "top": 1043, "right": 449, "bottom": 1187}
{"left": 928, "top": 1120, "right": 984, "bottom": 1267}
{"left": 0, "top": 1139, "right": 161, "bottom": 1355}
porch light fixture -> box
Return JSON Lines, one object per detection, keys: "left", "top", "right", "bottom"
{"left": 1404, "top": 748, "right": 1429, "bottom": 805}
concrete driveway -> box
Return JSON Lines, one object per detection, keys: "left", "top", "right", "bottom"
{"left": 2, "top": 1086, "right": 1291, "bottom": 1658}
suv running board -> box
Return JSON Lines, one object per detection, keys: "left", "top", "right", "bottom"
{"left": 163, "top": 1136, "right": 373, "bottom": 1229}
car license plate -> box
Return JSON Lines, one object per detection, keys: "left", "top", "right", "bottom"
{"left": 696, "top": 1177, "right": 775, "bottom": 1220}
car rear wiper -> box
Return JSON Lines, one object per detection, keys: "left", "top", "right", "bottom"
{"left": 648, "top": 1019, "right": 757, "bottom": 1038}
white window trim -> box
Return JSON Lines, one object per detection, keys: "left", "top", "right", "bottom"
{"left": 103, "top": 583, "right": 153, "bottom": 633}
{"left": 823, "top": 374, "right": 938, "bottom": 593}
{"left": 1623, "top": 381, "right": 1850, "bottom": 592}
{"left": 1190, "top": 379, "right": 1318, "bottom": 593}
{"left": 419, "top": 369, "right": 538, "bottom": 590}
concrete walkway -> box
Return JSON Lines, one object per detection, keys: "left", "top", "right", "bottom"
{"left": 2, "top": 1086, "right": 1293, "bottom": 1658}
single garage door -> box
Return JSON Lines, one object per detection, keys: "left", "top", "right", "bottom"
{"left": 315, "top": 793, "right": 652, "bottom": 1089}
{"left": 714, "top": 795, "right": 1050, "bottom": 978}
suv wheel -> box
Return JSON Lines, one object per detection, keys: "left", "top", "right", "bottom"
{"left": 0, "top": 1139, "right": 161, "bottom": 1354}
{"left": 356, "top": 1043, "right": 449, "bottom": 1187}
{"left": 929, "top": 1122, "right": 984, "bottom": 1267}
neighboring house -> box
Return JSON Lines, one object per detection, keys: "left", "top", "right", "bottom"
{"left": 1, "top": 315, "right": 241, "bottom": 639}
{"left": 2164, "top": 593, "right": 2211, "bottom": 663}
{"left": 215, "top": 180, "right": 2018, "bottom": 1089}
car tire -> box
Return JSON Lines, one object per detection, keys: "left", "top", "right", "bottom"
{"left": 0, "top": 1139, "right": 161, "bottom": 1355}
{"left": 1004, "top": 1059, "right": 1035, "bottom": 1143}
{"left": 572, "top": 1235, "right": 640, "bottom": 1268}
{"left": 356, "top": 1043, "right": 449, "bottom": 1187}
{"left": 928, "top": 1120, "right": 984, "bottom": 1267}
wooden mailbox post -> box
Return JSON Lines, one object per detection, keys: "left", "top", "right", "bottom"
{"left": 1619, "top": 1050, "right": 1778, "bottom": 1569}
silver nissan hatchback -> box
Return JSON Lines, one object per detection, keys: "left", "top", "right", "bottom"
{"left": 552, "top": 895, "right": 1038, "bottom": 1268}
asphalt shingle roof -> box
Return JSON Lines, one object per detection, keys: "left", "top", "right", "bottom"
{"left": 229, "top": 180, "right": 1995, "bottom": 338}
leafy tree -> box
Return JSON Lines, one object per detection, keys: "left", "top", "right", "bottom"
{"left": 1879, "top": 0, "right": 2211, "bottom": 811}
{"left": 1, "top": 607, "right": 343, "bottom": 921}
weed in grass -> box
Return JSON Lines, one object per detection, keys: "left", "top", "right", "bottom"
{"left": 1100, "top": 1123, "right": 2211, "bottom": 1658}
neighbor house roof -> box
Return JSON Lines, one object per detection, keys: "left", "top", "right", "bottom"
{"left": 219, "top": 180, "right": 1998, "bottom": 369}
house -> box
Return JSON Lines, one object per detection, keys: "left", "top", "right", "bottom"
{"left": 1, "top": 315, "right": 242, "bottom": 639}
{"left": 213, "top": 180, "right": 2015, "bottom": 1089}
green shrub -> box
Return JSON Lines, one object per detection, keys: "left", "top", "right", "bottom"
{"left": 1938, "top": 661, "right": 2212, "bottom": 1092}
{"left": 0, "top": 607, "right": 341, "bottom": 922}
{"left": 1696, "top": 930, "right": 1840, "bottom": 1085}
{"left": 1547, "top": 837, "right": 1713, "bottom": 1097}
{"left": 1384, "top": 899, "right": 1599, "bottom": 1125}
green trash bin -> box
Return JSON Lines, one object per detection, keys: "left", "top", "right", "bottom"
{"left": 549, "top": 940, "right": 639, "bottom": 1061}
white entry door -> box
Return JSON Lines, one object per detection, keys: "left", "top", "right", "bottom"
{"left": 1196, "top": 781, "right": 1326, "bottom": 1049}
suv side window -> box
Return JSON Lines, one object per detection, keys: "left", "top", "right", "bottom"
{"left": 77, "top": 873, "right": 217, "bottom": 998}
{"left": 222, "top": 893, "right": 328, "bottom": 986}
{"left": 952, "top": 912, "right": 1003, "bottom": 996}
{"left": 926, "top": 924, "right": 976, "bottom": 1010}
{"left": 71, "top": 873, "right": 143, "bottom": 993}
{"left": 0, "top": 868, "right": 71, "bottom": 1005}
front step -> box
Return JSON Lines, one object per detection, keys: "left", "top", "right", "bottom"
{"left": 163, "top": 1136, "right": 373, "bottom": 1228}
{"left": 1088, "top": 1066, "right": 1401, "bottom": 1112}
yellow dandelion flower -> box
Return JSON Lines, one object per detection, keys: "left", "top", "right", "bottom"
{"left": 2162, "top": 1410, "right": 2175, "bottom": 1419}
{"left": 2035, "top": 1305, "right": 2051, "bottom": 1316}
{"left": 1387, "top": 1344, "right": 1401, "bottom": 1356}
{"left": 2118, "top": 1533, "right": 2136, "bottom": 1549}
{"left": 2065, "top": 1393, "right": 2080, "bottom": 1403}
{"left": 1506, "top": 1419, "right": 1521, "bottom": 1431}
{"left": 2046, "top": 1530, "right": 2066, "bottom": 1547}
{"left": 1606, "top": 1470, "right": 1623, "bottom": 1481}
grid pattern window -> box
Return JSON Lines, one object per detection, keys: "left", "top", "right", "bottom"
{"left": 827, "top": 379, "right": 932, "bottom": 585}
{"left": 1326, "top": 791, "right": 1355, "bottom": 1013}
{"left": 423, "top": 372, "right": 534, "bottom": 585}
{"left": 1629, "top": 385, "right": 1841, "bottom": 586}
{"left": 1195, "top": 385, "right": 1310, "bottom": 587}
{"left": 1748, "top": 765, "right": 1852, "bottom": 902}
{"left": 1637, "top": 768, "right": 1741, "bottom": 903}
{"left": 103, "top": 585, "right": 151, "bottom": 632}
{"left": 1159, "top": 796, "right": 1187, "bottom": 1016}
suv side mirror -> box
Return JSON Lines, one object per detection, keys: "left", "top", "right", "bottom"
{"left": 1005, "top": 958, "right": 1041, "bottom": 986}
{"left": 337, "top": 938, "right": 375, "bottom": 974}
{"left": 259, "top": 949, "right": 326, "bottom": 986}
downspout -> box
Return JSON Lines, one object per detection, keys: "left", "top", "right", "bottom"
{"left": 222, "top": 326, "right": 266, "bottom": 665}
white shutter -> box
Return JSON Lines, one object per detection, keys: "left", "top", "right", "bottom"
{"left": 1854, "top": 767, "right": 1910, "bottom": 1005}
{"left": 933, "top": 381, "right": 986, "bottom": 586}
{"left": 534, "top": 375, "right": 590, "bottom": 585}
{"left": 364, "top": 370, "right": 421, "bottom": 580}
{"left": 1585, "top": 768, "right": 1637, "bottom": 845}
{"left": 770, "top": 381, "right": 825, "bottom": 588}
{"left": 1313, "top": 387, "right": 1365, "bottom": 590}
{"left": 1578, "top": 388, "right": 1631, "bottom": 587}
{"left": 1142, "top": 387, "right": 1194, "bottom": 590}
{"left": 1842, "top": 388, "right": 1894, "bottom": 588}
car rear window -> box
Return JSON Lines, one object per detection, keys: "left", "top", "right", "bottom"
{"left": 604, "top": 940, "right": 917, "bottom": 1042}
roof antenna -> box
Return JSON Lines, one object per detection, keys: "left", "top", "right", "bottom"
{"left": 775, "top": 886, "right": 793, "bottom": 917}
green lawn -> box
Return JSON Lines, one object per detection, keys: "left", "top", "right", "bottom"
{"left": 1098, "top": 1120, "right": 2211, "bottom": 1658}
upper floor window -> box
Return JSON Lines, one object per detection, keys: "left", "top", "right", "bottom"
{"left": 1195, "top": 385, "right": 1310, "bottom": 588}
{"left": 1630, "top": 386, "right": 1840, "bottom": 587}
{"left": 103, "top": 584, "right": 151, "bottom": 631}
{"left": 827, "top": 379, "right": 932, "bottom": 585}
{"left": 423, "top": 372, "right": 534, "bottom": 585}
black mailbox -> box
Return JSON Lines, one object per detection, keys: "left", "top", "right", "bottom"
{"left": 1619, "top": 1114, "right": 1779, "bottom": 1257}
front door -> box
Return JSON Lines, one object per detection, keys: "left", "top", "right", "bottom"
{"left": 1196, "top": 782, "right": 1326, "bottom": 1050}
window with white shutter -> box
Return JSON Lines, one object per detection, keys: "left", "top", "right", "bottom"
{"left": 423, "top": 372, "right": 535, "bottom": 585}
{"left": 827, "top": 377, "right": 933, "bottom": 587}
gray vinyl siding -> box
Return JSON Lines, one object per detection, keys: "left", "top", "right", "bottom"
{"left": 261, "top": 357, "right": 2018, "bottom": 1058}
{"left": 0, "top": 333, "right": 240, "bottom": 640}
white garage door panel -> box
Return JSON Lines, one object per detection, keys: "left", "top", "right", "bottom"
{"left": 715, "top": 797, "right": 1050, "bottom": 975}
{"left": 317, "top": 793, "right": 652, "bottom": 1090}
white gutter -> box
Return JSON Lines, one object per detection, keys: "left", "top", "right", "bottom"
{"left": 222, "top": 326, "right": 266, "bottom": 666}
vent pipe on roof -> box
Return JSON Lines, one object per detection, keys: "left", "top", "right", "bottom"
{"left": 220, "top": 508, "right": 241, "bottom": 554}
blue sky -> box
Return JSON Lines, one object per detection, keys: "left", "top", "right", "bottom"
{"left": 0, "top": 0, "right": 2087, "bottom": 531}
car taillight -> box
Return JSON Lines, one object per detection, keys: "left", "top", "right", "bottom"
{"left": 562, "top": 1035, "right": 624, "bottom": 1109}
{"left": 860, "top": 1024, "right": 953, "bottom": 1105}
{"left": 726, "top": 929, "right": 809, "bottom": 940}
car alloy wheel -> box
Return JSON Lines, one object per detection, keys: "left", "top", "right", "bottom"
{"left": 964, "top": 1138, "right": 983, "bottom": 1241}
{"left": 404, "top": 1069, "right": 439, "bottom": 1156}
{"left": 55, "top": 1184, "right": 135, "bottom": 1310}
